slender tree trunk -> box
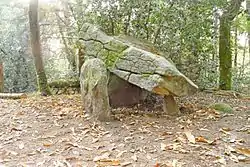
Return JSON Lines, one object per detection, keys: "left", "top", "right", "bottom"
{"left": 234, "top": 27, "right": 238, "bottom": 67}
{"left": 145, "top": 2, "right": 152, "bottom": 40}
{"left": 106, "top": 10, "right": 115, "bottom": 35}
{"left": 247, "top": 0, "right": 250, "bottom": 63}
{"left": 248, "top": 34, "right": 250, "bottom": 64}
{"left": 124, "top": 8, "right": 132, "bottom": 35}
{"left": 55, "top": 12, "right": 76, "bottom": 71}
{"left": 28, "top": 0, "right": 51, "bottom": 95}
{"left": 212, "top": 6, "right": 219, "bottom": 61}
{"left": 0, "top": 63, "right": 3, "bottom": 92}
{"left": 241, "top": 38, "right": 247, "bottom": 75}
{"left": 219, "top": 0, "right": 243, "bottom": 90}
{"left": 153, "top": 18, "right": 162, "bottom": 44}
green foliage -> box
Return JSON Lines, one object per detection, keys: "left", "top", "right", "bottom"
{"left": 233, "top": 68, "right": 250, "bottom": 94}
{"left": 1, "top": 0, "right": 249, "bottom": 93}
{"left": 0, "top": 3, "right": 37, "bottom": 93}
{"left": 87, "top": 0, "right": 226, "bottom": 87}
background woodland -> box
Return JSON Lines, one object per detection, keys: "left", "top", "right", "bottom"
{"left": 0, "top": 0, "right": 249, "bottom": 94}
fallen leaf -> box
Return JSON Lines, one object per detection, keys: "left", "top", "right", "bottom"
{"left": 65, "top": 156, "right": 78, "bottom": 161}
{"left": 172, "top": 159, "right": 179, "bottom": 166}
{"left": 93, "top": 152, "right": 110, "bottom": 162}
{"left": 19, "top": 142, "right": 24, "bottom": 149}
{"left": 97, "top": 159, "right": 120, "bottom": 166}
{"left": 195, "top": 136, "right": 207, "bottom": 143}
{"left": 27, "top": 151, "right": 37, "bottom": 156}
{"left": 225, "top": 145, "right": 236, "bottom": 155}
{"left": 174, "top": 136, "right": 186, "bottom": 143}
{"left": 8, "top": 151, "right": 18, "bottom": 156}
{"left": 116, "top": 150, "right": 127, "bottom": 158}
{"left": 219, "top": 128, "right": 231, "bottom": 135}
{"left": 215, "top": 157, "right": 227, "bottom": 165}
{"left": 10, "top": 127, "right": 22, "bottom": 132}
{"left": 155, "top": 160, "right": 182, "bottom": 167}
{"left": 229, "top": 153, "right": 239, "bottom": 163}
{"left": 154, "top": 163, "right": 160, "bottom": 167}
{"left": 184, "top": 130, "right": 195, "bottom": 144}
{"left": 43, "top": 142, "right": 52, "bottom": 147}
{"left": 162, "top": 132, "right": 174, "bottom": 136}
{"left": 238, "top": 155, "right": 248, "bottom": 162}
{"left": 165, "top": 143, "right": 181, "bottom": 151}
{"left": 195, "top": 136, "right": 216, "bottom": 145}
{"left": 161, "top": 143, "right": 167, "bottom": 151}
{"left": 92, "top": 138, "right": 99, "bottom": 143}
{"left": 237, "top": 148, "right": 250, "bottom": 157}
{"left": 124, "top": 136, "right": 133, "bottom": 142}
{"left": 222, "top": 127, "right": 232, "bottom": 132}
{"left": 177, "top": 148, "right": 189, "bottom": 154}
{"left": 200, "top": 128, "right": 210, "bottom": 132}
{"left": 121, "top": 161, "right": 132, "bottom": 167}
{"left": 131, "top": 154, "right": 137, "bottom": 162}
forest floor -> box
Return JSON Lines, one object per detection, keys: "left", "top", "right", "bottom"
{"left": 0, "top": 92, "right": 250, "bottom": 167}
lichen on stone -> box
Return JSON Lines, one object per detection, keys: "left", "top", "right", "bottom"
{"left": 209, "top": 103, "right": 233, "bottom": 113}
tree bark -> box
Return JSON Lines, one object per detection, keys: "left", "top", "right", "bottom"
{"left": 0, "top": 63, "right": 3, "bottom": 92}
{"left": 219, "top": 0, "right": 243, "bottom": 90}
{"left": 240, "top": 38, "right": 247, "bottom": 77}
{"left": 28, "top": 0, "right": 51, "bottom": 95}
{"left": 234, "top": 27, "right": 238, "bottom": 67}
{"left": 212, "top": 7, "right": 219, "bottom": 61}
{"left": 247, "top": 0, "right": 250, "bottom": 63}
{"left": 55, "top": 12, "right": 76, "bottom": 71}
{"left": 145, "top": 2, "right": 152, "bottom": 40}
{"left": 124, "top": 6, "right": 132, "bottom": 35}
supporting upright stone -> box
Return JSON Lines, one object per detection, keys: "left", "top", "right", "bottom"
{"left": 163, "top": 95, "right": 180, "bottom": 116}
{"left": 80, "top": 58, "right": 111, "bottom": 121}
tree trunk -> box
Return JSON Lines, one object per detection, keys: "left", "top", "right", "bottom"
{"left": 0, "top": 63, "right": 3, "bottom": 92}
{"left": 153, "top": 18, "right": 162, "bottom": 44}
{"left": 247, "top": 0, "right": 250, "bottom": 63}
{"left": 28, "top": 0, "right": 51, "bottom": 95}
{"left": 219, "top": 0, "right": 243, "bottom": 90}
{"left": 145, "top": 2, "right": 152, "bottom": 40}
{"left": 55, "top": 12, "right": 76, "bottom": 71}
{"left": 234, "top": 27, "right": 238, "bottom": 67}
{"left": 240, "top": 38, "right": 247, "bottom": 76}
{"left": 212, "top": 6, "right": 219, "bottom": 61}
{"left": 124, "top": 7, "right": 132, "bottom": 35}
{"left": 219, "top": 17, "right": 232, "bottom": 90}
{"left": 248, "top": 34, "right": 250, "bottom": 64}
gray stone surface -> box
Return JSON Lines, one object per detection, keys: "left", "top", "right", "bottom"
{"left": 80, "top": 58, "right": 111, "bottom": 121}
{"left": 78, "top": 23, "right": 198, "bottom": 97}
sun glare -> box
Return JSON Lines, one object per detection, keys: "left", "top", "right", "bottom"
{"left": 17, "top": 0, "right": 56, "bottom": 4}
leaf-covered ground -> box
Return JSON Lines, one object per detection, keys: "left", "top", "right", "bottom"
{"left": 0, "top": 92, "right": 249, "bottom": 167}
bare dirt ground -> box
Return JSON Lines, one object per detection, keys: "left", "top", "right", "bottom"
{"left": 0, "top": 92, "right": 250, "bottom": 167}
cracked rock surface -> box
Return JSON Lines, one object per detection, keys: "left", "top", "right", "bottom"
{"left": 79, "top": 23, "right": 198, "bottom": 97}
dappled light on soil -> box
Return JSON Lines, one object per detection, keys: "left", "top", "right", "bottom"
{"left": 0, "top": 92, "right": 249, "bottom": 166}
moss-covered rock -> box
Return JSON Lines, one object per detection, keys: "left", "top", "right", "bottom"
{"left": 80, "top": 58, "right": 111, "bottom": 121}
{"left": 48, "top": 79, "right": 80, "bottom": 95}
{"left": 78, "top": 23, "right": 198, "bottom": 97}
{"left": 209, "top": 103, "right": 233, "bottom": 113}
{"left": 48, "top": 79, "right": 80, "bottom": 88}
